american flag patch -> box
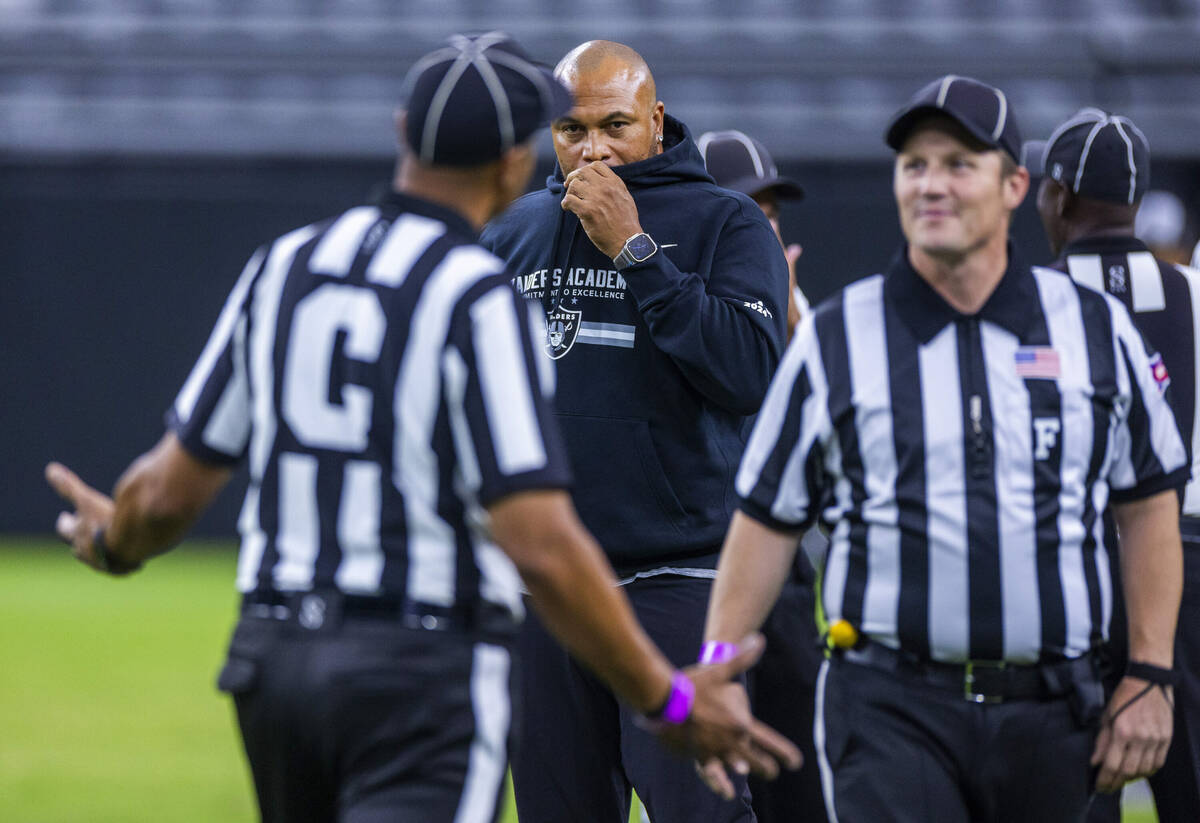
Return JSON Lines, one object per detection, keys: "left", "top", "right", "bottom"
{"left": 1150, "top": 352, "right": 1171, "bottom": 394}
{"left": 1014, "top": 346, "right": 1061, "bottom": 379}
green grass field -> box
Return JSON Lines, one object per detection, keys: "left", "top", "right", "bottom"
{"left": 0, "top": 539, "right": 1157, "bottom": 822}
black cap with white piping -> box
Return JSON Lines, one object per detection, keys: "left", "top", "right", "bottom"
{"left": 696, "top": 129, "right": 804, "bottom": 201}
{"left": 885, "top": 74, "right": 1022, "bottom": 163}
{"left": 402, "top": 31, "right": 573, "bottom": 167}
{"left": 1022, "top": 108, "right": 1150, "bottom": 206}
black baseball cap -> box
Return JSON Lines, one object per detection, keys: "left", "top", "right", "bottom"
{"left": 403, "top": 31, "right": 573, "bottom": 167}
{"left": 885, "top": 75, "right": 1022, "bottom": 163}
{"left": 1022, "top": 108, "right": 1150, "bottom": 205}
{"left": 697, "top": 130, "right": 804, "bottom": 201}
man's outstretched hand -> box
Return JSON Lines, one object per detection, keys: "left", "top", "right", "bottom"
{"left": 45, "top": 461, "right": 120, "bottom": 573}
{"left": 656, "top": 633, "right": 803, "bottom": 799}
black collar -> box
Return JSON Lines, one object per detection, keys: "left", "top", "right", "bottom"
{"left": 370, "top": 187, "right": 477, "bottom": 239}
{"left": 884, "top": 242, "right": 1037, "bottom": 344}
{"left": 1058, "top": 234, "right": 1147, "bottom": 261}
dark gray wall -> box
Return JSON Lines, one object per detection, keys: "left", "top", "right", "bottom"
{"left": 2, "top": 159, "right": 391, "bottom": 535}
{"left": 3, "top": 156, "right": 1194, "bottom": 535}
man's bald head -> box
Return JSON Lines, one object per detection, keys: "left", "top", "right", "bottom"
{"left": 549, "top": 40, "right": 665, "bottom": 173}
{"left": 554, "top": 40, "right": 656, "bottom": 102}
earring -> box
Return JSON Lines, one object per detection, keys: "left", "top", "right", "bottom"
{"left": 656, "top": 134, "right": 663, "bottom": 143}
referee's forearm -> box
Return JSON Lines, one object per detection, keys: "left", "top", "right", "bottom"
{"left": 107, "top": 433, "right": 232, "bottom": 565}
{"left": 704, "top": 511, "right": 798, "bottom": 644}
{"left": 107, "top": 457, "right": 196, "bottom": 563}
{"left": 1113, "top": 489, "right": 1183, "bottom": 668}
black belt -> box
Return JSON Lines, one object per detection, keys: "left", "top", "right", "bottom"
{"left": 240, "top": 589, "right": 518, "bottom": 634}
{"left": 842, "top": 640, "right": 1097, "bottom": 704}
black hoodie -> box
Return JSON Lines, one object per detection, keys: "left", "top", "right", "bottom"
{"left": 481, "top": 115, "right": 788, "bottom": 573}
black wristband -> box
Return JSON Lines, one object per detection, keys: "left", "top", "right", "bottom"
{"left": 1127, "top": 661, "right": 1178, "bottom": 687}
{"left": 92, "top": 528, "right": 142, "bottom": 575}
{"left": 92, "top": 527, "right": 114, "bottom": 572}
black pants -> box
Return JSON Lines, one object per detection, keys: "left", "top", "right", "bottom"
{"left": 1088, "top": 520, "right": 1200, "bottom": 823}
{"left": 817, "top": 652, "right": 1101, "bottom": 823}
{"left": 748, "top": 564, "right": 828, "bottom": 823}
{"left": 509, "top": 574, "right": 753, "bottom": 823}
{"left": 218, "top": 613, "right": 514, "bottom": 823}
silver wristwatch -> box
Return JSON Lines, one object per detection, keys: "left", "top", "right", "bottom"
{"left": 612, "top": 232, "right": 658, "bottom": 270}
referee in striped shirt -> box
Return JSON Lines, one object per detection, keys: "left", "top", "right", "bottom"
{"left": 1030, "top": 108, "right": 1200, "bottom": 823}
{"left": 45, "top": 32, "right": 797, "bottom": 823}
{"left": 696, "top": 76, "right": 1187, "bottom": 823}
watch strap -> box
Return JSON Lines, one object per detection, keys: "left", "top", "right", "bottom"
{"left": 92, "top": 528, "right": 143, "bottom": 575}
{"left": 613, "top": 232, "right": 657, "bottom": 270}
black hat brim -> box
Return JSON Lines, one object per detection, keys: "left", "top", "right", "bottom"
{"left": 1020, "top": 140, "right": 1048, "bottom": 176}
{"left": 722, "top": 174, "right": 805, "bottom": 202}
{"left": 885, "top": 104, "right": 1013, "bottom": 161}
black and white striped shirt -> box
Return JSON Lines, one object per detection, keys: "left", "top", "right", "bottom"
{"left": 168, "top": 191, "right": 570, "bottom": 615}
{"left": 737, "top": 247, "right": 1187, "bottom": 663}
{"left": 1054, "top": 236, "right": 1200, "bottom": 515}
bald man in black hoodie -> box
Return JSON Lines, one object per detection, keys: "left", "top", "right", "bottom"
{"left": 482, "top": 41, "right": 790, "bottom": 823}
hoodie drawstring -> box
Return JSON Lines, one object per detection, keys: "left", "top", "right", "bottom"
{"left": 542, "top": 208, "right": 581, "bottom": 315}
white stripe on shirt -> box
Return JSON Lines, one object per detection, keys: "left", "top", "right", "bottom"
{"left": 309, "top": 206, "right": 380, "bottom": 278}
{"left": 980, "top": 322, "right": 1040, "bottom": 662}
{"left": 1035, "top": 268, "right": 1096, "bottom": 658}
{"left": 920, "top": 324, "right": 970, "bottom": 661}
{"left": 395, "top": 246, "right": 503, "bottom": 606}
{"left": 174, "top": 246, "right": 264, "bottom": 423}
{"left": 844, "top": 277, "right": 901, "bottom": 644}
{"left": 367, "top": 213, "right": 445, "bottom": 287}
{"left": 472, "top": 286, "right": 547, "bottom": 475}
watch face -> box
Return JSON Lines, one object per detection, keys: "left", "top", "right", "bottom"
{"left": 626, "top": 233, "right": 657, "bottom": 261}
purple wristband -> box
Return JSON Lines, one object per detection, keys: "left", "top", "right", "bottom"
{"left": 659, "top": 672, "right": 695, "bottom": 725}
{"left": 698, "top": 641, "right": 738, "bottom": 664}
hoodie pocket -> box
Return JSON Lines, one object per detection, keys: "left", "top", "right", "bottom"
{"left": 558, "top": 414, "right": 687, "bottom": 535}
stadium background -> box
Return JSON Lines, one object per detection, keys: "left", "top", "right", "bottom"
{"left": 5, "top": 1, "right": 1200, "bottom": 535}
{"left": 2, "top": 2, "right": 1198, "bottom": 820}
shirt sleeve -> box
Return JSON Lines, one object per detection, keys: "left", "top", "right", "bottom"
{"left": 1107, "top": 298, "right": 1190, "bottom": 502}
{"left": 621, "top": 200, "right": 789, "bottom": 416}
{"left": 735, "top": 310, "right": 832, "bottom": 532}
{"left": 165, "top": 245, "right": 267, "bottom": 465}
{"left": 443, "top": 275, "right": 572, "bottom": 507}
